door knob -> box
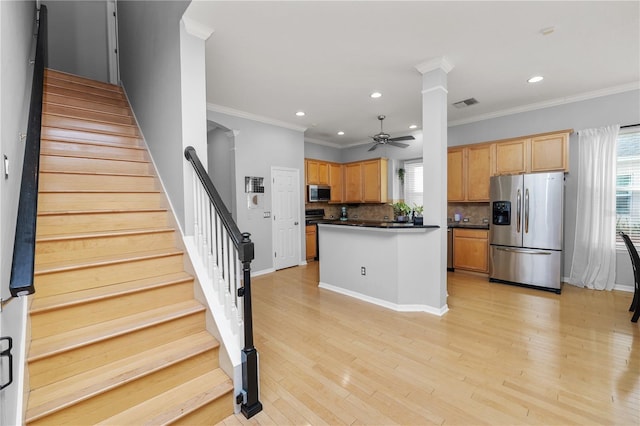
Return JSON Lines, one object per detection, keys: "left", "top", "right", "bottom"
{"left": 294, "top": 221, "right": 299, "bottom": 225}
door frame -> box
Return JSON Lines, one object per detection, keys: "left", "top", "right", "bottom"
{"left": 106, "top": 0, "right": 120, "bottom": 84}
{"left": 271, "top": 166, "right": 302, "bottom": 270}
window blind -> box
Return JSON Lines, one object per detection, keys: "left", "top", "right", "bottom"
{"left": 403, "top": 160, "right": 423, "bottom": 209}
{"left": 616, "top": 128, "right": 640, "bottom": 244}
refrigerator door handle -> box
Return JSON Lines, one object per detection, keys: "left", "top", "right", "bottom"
{"left": 525, "top": 188, "right": 529, "bottom": 234}
{"left": 496, "top": 247, "right": 552, "bottom": 255}
{"left": 516, "top": 189, "right": 521, "bottom": 233}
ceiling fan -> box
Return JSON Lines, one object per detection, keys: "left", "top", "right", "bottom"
{"left": 368, "top": 115, "right": 415, "bottom": 152}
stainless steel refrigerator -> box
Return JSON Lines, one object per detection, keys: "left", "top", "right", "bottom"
{"left": 489, "top": 172, "right": 564, "bottom": 293}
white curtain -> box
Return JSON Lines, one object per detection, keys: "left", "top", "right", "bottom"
{"left": 569, "top": 125, "right": 619, "bottom": 290}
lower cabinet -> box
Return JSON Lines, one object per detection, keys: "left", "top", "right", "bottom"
{"left": 453, "top": 228, "right": 489, "bottom": 273}
{"left": 305, "top": 225, "right": 317, "bottom": 260}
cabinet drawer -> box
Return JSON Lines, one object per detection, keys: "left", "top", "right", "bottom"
{"left": 453, "top": 228, "right": 487, "bottom": 239}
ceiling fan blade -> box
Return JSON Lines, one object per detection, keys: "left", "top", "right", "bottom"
{"left": 387, "top": 141, "right": 409, "bottom": 148}
{"left": 368, "top": 143, "right": 379, "bottom": 152}
{"left": 389, "top": 135, "right": 415, "bottom": 142}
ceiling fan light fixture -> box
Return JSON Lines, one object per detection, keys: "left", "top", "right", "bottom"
{"left": 370, "top": 92, "right": 382, "bottom": 99}
{"left": 337, "top": 131, "right": 345, "bottom": 136}
{"left": 409, "top": 124, "right": 418, "bottom": 129}
{"left": 527, "top": 75, "right": 544, "bottom": 83}
{"left": 295, "top": 111, "right": 305, "bottom": 117}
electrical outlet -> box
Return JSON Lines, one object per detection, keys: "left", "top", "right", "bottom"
{"left": 263, "top": 211, "right": 270, "bottom": 218}
{"left": 361, "top": 266, "right": 366, "bottom": 275}
{"left": 462, "top": 218, "right": 470, "bottom": 222}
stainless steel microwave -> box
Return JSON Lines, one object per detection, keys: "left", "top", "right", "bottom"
{"left": 308, "top": 185, "right": 331, "bottom": 202}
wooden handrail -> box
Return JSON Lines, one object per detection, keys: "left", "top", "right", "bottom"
{"left": 184, "top": 146, "right": 262, "bottom": 418}
{"left": 10, "top": 5, "right": 48, "bottom": 297}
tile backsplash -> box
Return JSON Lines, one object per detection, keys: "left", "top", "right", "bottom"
{"left": 448, "top": 202, "right": 490, "bottom": 225}
{"left": 306, "top": 203, "right": 394, "bottom": 221}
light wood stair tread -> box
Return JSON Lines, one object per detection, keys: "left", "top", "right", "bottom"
{"left": 36, "top": 227, "right": 174, "bottom": 243}
{"left": 26, "top": 331, "right": 219, "bottom": 423}
{"left": 40, "top": 169, "right": 155, "bottom": 178}
{"left": 96, "top": 369, "right": 232, "bottom": 426}
{"left": 45, "top": 69, "right": 122, "bottom": 92}
{"left": 40, "top": 151, "right": 151, "bottom": 164}
{"left": 30, "top": 272, "right": 193, "bottom": 313}
{"left": 34, "top": 248, "right": 183, "bottom": 275}
{"left": 44, "top": 101, "right": 132, "bottom": 119}
{"left": 41, "top": 136, "right": 146, "bottom": 152}
{"left": 37, "top": 208, "right": 168, "bottom": 217}
{"left": 39, "top": 189, "right": 161, "bottom": 194}
{"left": 43, "top": 112, "right": 139, "bottom": 131}
{"left": 28, "top": 300, "right": 205, "bottom": 362}
{"left": 42, "top": 127, "right": 143, "bottom": 146}
{"left": 42, "top": 123, "right": 139, "bottom": 140}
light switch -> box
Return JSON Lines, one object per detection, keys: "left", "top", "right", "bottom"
{"left": 3, "top": 155, "right": 8, "bottom": 179}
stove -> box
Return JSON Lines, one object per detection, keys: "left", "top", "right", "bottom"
{"left": 305, "top": 208, "right": 325, "bottom": 225}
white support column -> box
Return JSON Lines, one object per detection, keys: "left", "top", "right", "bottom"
{"left": 180, "top": 17, "right": 214, "bottom": 236}
{"left": 415, "top": 57, "right": 454, "bottom": 312}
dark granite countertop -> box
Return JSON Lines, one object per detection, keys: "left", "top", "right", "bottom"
{"left": 316, "top": 219, "right": 439, "bottom": 229}
{"left": 448, "top": 223, "right": 490, "bottom": 230}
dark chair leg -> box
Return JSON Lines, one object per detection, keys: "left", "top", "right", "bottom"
{"left": 630, "top": 290, "right": 638, "bottom": 312}
{"left": 632, "top": 305, "right": 640, "bottom": 323}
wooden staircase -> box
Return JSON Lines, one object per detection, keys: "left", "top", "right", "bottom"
{"left": 25, "top": 69, "right": 233, "bottom": 425}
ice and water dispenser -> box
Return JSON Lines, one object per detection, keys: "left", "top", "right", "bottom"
{"left": 492, "top": 201, "right": 511, "bottom": 225}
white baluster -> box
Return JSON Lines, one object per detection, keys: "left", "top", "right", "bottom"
{"left": 192, "top": 170, "right": 199, "bottom": 240}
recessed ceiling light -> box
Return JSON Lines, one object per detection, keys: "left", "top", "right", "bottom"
{"left": 540, "top": 26, "right": 555, "bottom": 36}
{"left": 409, "top": 124, "right": 418, "bottom": 130}
{"left": 527, "top": 76, "right": 544, "bottom": 83}
{"left": 337, "top": 131, "right": 345, "bottom": 136}
{"left": 370, "top": 92, "right": 382, "bottom": 99}
{"left": 295, "top": 111, "right": 305, "bottom": 117}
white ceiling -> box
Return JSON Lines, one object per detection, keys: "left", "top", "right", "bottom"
{"left": 184, "top": 1, "right": 640, "bottom": 148}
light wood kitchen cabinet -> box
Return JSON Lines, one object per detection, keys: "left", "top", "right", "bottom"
{"left": 329, "top": 163, "right": 343, "bottom": 203}
{"left": 305, "top": 225, "right": 317, "bottom": 260}
{"left": 447, "top": 145, "right": 490, "bottom": 202}
{"left": 305, "top": 159, "right": 329, "bottom": 185}
{"left": 530, "top": 133, "right": 568, "bottom": 172}
{"left": 343, "top": 158, "right": 388, "bottom": 203}
{"left": 453, "top": 228, "right": 489, "bottom": 273}
{"left": 493, "top": 130, "right": 570, "bottom": 175}
{"left": 494, "top": 139, "right": 528, "bottom": 175}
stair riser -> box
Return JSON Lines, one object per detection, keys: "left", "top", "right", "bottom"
{"left": 28, "top": 349, "right": 218, "bottom": 425}
{"left": 41, "top": 139, "right": 148, "bottom": 162}
{"left": 34, "top": 254, "right": 184, "bottom": 297}
{"left": 171, "top": 391, "right": 234, "bottom": 426}
{"left": 30, "top": 281, "right": 194, "bottom": 339}
{"left": 45, "top": 70, "right": 121, "bottom": 93}
{"left": 28, "top": 312, "right": 209, "bottom": 390}
{"left": 43, "top": 114, "right": 139, "bottom": 138}
{"left": 44, "top": 84, "right": 128, "bottom": 107}
{"left": 37, "top": 211, "right": 169, "bottom": 236}
{"left": 39, "top": 173, "right": 158, "bottom": 192}
{"left": 44, "top": 93, "right": 130, "bottom": 116}
{"left": 35, "top": 230, "right": 176, "bottom": 264}
{"left": 44, "top": 104, "right": 135, "bottom": 126}
{"left": 44, "top": 76, "right": 124, "bottom": 100}
{"left": 38, "top": 192, "right": 163, "bottom": 212}
{"left": 42, "top": 127, "right": 141, "bottom": 147}
{"left": 40, "top": 155, "right": 152, "bottom": 175}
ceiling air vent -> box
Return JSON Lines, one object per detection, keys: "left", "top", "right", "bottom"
{"left": 452, "top": 98, "right": 479, "bottom": 109}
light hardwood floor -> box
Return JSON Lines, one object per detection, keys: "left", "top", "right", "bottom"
{"left": 220, "top": 263, "right": 639, "bottom": 425}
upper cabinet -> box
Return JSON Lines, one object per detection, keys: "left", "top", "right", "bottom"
{"left": 343, "top": 162, "right": 362, "bottom": 203}
{"left": 328, "top": 163, "right": 343, "bottom": 203}
{"left": 493, "top": 131, "right": 570, "bottom": 175}
{"left": 305, "top": 159, "right": 329, "bottom": 185}
{"left": 447, "top": 145, "right": 491, "bottom": 202}
{"left": 361, "top": 158, "right": 388, "bottom": 203}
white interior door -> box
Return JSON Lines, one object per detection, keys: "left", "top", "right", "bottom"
{"left": 272, "top": 167, "right": 300, "bottom": 270}
{"left": 106, "top": 0, "right": 120, "bottom": 84}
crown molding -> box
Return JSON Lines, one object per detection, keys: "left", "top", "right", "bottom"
{"left": 181, "top": 16, "right": 214, "bottom": 40}
{"left": 207, "top": 103, "right": 307, "bottom": 133}
{"left": 448, "top": 82, "right": 640, "bottom": 127}
{"left": 304, "top": 137, "right": 343, "bottom": 149}
{"left": 415, "top": 56, "right": 454, "bottom": 74}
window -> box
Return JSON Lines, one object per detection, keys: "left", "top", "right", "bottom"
{"left": 403, "top": 160, "right": 423, "bottom": 209}
{"left": 616, "top": 127, "right": 640, "bottom": 244}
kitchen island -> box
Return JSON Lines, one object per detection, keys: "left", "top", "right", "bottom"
{"left": 317, "top": 221, "right": 448, "bottom": 315}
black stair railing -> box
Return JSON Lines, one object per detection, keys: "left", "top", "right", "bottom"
{"left": 184, "top": 146, "right": 262, "bottom": 418}
{"left": 10, "top": 4, "right": 48, "bottom": 297}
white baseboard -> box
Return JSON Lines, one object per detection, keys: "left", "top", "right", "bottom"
{"left": 251, "top": 268, "right": 275, "bottom": 278}
{"left": 318, "top": 282, "right": 449, "bottom": 316}
{"left": 613, "top": 284, "right": 634, "bottom": 293}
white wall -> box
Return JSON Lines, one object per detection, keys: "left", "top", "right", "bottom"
{"left": 303, "top": 141, "right": 342, "bottom": 163}
{"left": 116, "top": 0, "right": 190, "bottom": 230}
{"left": 449, "top": 89, "right": 640, "bottom": 288}
{"left": 207, "top": 127, "right": 235, "bottom": 216}
{"left": 0, "top": 2, "right": 37, "bottom": 423}
{"left": 42, "top": 0, "right": 109, "bottom": 83}
{"left": 207, "top": 110, "right": 305, "bottom": 274}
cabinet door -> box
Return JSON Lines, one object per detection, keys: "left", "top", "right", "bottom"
{"left": 344, "top": 163, "right": 362, "bottom": 202}
{"left": 494, "top": 139, "right": 528, "bottom": 175}
{"left": 453, "top": 229, "right": 488, "bottom": 273}
{"left": 447, "top": 149, "right": 465, "bottom": 201}
{"left": 329, "top": 163, "right": 343, "bottom": 203}
{"left": 530, "top": 133, "right": 568, "bottom": 172}
{"left": 306, "top": 160, "right": 319, "bottom": 184}
{"left": 305, "top": 225, "right": 317, "bottom": 260}
{"left": 362, "top": 159, "right": 387, "bottom": 203}
{"left": 466, "top": 145, "right": 491, "bottom": 201}
{"left": 318, "top": 162, "right": 329, "bottom": 185}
